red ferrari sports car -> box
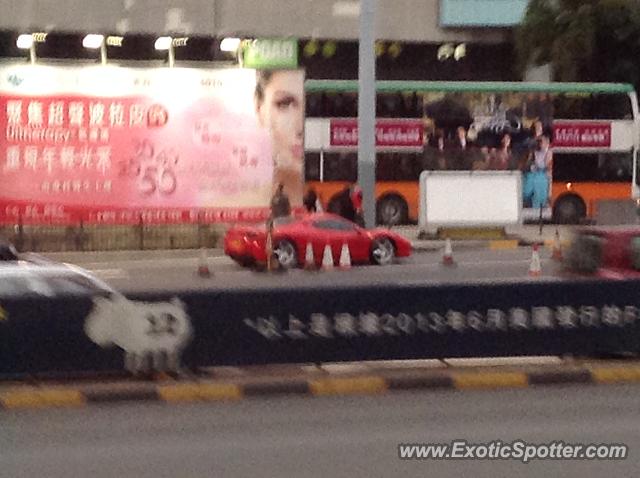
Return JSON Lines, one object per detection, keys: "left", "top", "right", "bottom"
{"left": 224, "top": 213, "right": 412, "bottom": 269}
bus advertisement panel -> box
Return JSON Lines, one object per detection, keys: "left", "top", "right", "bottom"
{"left": 304, "top": 81, "right": 638, "bottom": 225}
{"left": 0, "top": 65, "right": 305, "bottom": 224}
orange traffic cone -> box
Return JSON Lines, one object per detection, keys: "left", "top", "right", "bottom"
{"left": 339, "top": 243, "right": 352, "bottom": 269}
{"left": 442, "top": 237, "right": 455, "bottom": 266}
{"left": 551, "top": 229, "right": 563, "bottom": 261}
{"left": 529, "top": 244, "right": 542, "bottom": 277}
{"left": 304, "top": 242, "right": 316, "bottom": 270}
{"left": 197, "top": 248, "right": 212, "bottom": 278}
{"left": 321, "top": 244, "right": 334, "bottom": 270}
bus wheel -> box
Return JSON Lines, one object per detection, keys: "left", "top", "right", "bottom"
{"left": 553, "top": 195, "right": 586, "bottom": 225}
{"left": 377, "top": 196, "right": 408, "bottom": 226}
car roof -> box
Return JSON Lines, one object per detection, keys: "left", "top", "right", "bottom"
{"left": 0, "top": 261, "right": 117, "bottom": 294}
{"left": 0, "top": 262, "right": 99, "bottom": 279}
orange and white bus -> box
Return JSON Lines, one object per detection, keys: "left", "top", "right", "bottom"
{"left": 304, "top": 80, "right": 640, "bottom": 224}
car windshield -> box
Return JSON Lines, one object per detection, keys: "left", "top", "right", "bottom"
{"left": 565, "top": 233, "right": 604, "bottom": 273}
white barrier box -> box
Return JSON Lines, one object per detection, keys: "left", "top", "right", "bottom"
{"left": 419, "top": 171, "right": 523, "bottom": 231}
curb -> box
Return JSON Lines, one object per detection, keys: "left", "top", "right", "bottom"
{"left": 411, "top": 237, "right": 571, "bottom": 252}
{"left": 2, "top": 364, "right": 640, "bottom": 410}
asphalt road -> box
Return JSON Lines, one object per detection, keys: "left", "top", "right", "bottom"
{"left": 2, "top": 384, "right": 639, "bottom": 477}
{"left": 58, "top": 248, "right": 566, "bottom": 293}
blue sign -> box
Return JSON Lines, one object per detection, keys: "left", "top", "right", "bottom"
{"left": 440, "top": 0, "right": 529, "bottom": 27}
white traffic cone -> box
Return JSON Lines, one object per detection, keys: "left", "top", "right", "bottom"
{"left": 339, "top": 243, "right": 352, "bottom": 269}
{"left": 551, "top": 229, "right": 563, "bottom": 261}
{"left": 442, "top": 237, "right": 455, "bottom": 266}
{"left": 321, "top": 244, "right": 334, "bottom": 270}
{"left": 197, "top": 248, "right": 211, "bottom": 278}
{"left": 304, "top": 242, "right": 316, "bottom": 270}
{"left": 529, "top": 244, "right": 542, "bottom": 277}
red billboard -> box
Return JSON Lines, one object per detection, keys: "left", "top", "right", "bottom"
{"left": 552, "top": 121, "right": 612, "bottom": 148}
{"left": 0, "top": 65, "right": 305, "bottom": 224}
{"left": 330, "top": 119, "right": 424, "bottom": 148}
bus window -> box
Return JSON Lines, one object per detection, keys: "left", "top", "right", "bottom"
{"left": 305, "top": 152, "right": 321, "bottom": 181}
{"left": 377, "top": 93, "right": 405, "bottom": 118}
{"left": 402, "top": 92, "right": 423, "bottom": 118}
{"left": 306, "top": 93, "right": 322, "bottom": 117}
{"left": 553, "top": 152, "right": 633, "bottom": 183}
{"left": 376, "top": 153, "right": 421, "bottom": 181}
{"left": 324, "top": 152, "right": 357, "bottom": 181}
{"left": 553, "top": 93, "right": 633, "bottom": 120}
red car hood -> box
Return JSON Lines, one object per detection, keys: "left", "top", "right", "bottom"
{"left": 227, "top": 224, "right": 266, "bottom": 235}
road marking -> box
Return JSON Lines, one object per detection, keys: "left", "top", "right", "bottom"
{"left": 0, "top": 389, "right": 85, "bottom": 409}
{"left": 453, "top": 372, "right": 528, "bottom": 390}
{"left": 590, "top": 366, "right": 640, "bottom": 384}
{"left": 489, "top": 240, "right": 520, "bottom": 250}
{"left": 310, "top": 377, "right": 388, "bottom": 396}
{"left": 158, "top": 383, "right": 242, "bottom": 402}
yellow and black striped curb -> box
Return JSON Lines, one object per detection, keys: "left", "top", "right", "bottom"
{"left": 2, "top": 365, "right": 640, "bottom": 410}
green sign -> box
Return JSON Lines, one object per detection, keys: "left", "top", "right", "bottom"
{"left": 243, "top": 38, "right": 298, "bottom": 69}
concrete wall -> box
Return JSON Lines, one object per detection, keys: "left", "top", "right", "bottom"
{"left": 0, "top": 0, "right": 509, "bottom": 43}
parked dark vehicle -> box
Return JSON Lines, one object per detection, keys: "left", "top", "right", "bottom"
{"left": 564, "top": 226, "right": 640, "bottom": 279}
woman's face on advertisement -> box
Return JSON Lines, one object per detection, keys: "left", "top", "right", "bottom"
{"left": 256, "top": 71, "right": 304, "bottom": 166}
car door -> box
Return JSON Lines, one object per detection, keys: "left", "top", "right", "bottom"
{"left": 310, "top": 219, "right": 370, "bottom": 264}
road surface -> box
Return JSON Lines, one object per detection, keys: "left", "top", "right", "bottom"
{"left": 55, "top": 248, "right": 566, "bottom": 293}
{"left": 2, "top": 384, "right": 638, "bottom": 477}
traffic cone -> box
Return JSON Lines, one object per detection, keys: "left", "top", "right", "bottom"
{"left": 321, "top": 244, "right": 334, "bottom": 270}
{"left": 551, "top": 229, "right": 563, "bottom": 261}
{"left": 304, "top": 242, "right": 316, "bottom": 270}
{"left": 339, "top": 243, "right": 352, "bottom": 269}
{"left": 529, "top": 244, "right": 542, "bottom": 277}
{"left": 442, "top": 237, "right": 455, "bottom": 266}
{"left": 197, "top": 248, "right": 211, "bottom": 278}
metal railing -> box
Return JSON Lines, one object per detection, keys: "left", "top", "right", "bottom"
{"left": 0, "top": 217, "right": 224, "bottom": 252}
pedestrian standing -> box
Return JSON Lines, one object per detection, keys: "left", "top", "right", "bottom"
{"left": 303, "top": 187, "right": 318, "bottom": 213}
{"left": 270, "top": 183, "right": 291, "bottom": 219}
{"left": 350, "top": 184, "right": 365, "bottom": 227}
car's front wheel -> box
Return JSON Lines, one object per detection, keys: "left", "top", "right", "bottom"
{"left": 274, "top": 239, "right": 298, "bottom": 269}
{"left": 371, "top": 237, "right": 395, "bottom": 265}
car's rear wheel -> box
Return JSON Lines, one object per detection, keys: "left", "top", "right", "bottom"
{"left": 274, "top": 239, "right": 298, "bottom": 269}
{"left": 371, "top": 237, "right": 395, "bottom": 265}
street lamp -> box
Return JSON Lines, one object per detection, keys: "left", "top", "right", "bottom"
{"left": 155, "top": 36, "right": 188, "bottom": 67}
{"left": 82, "top": 34, "right": 107, "bottom": 64}
{"left": 220, "top": 37, "right": 241, "bottom": 53}
{"left": 17, "top": 32, "right": 47, "bottom": 64}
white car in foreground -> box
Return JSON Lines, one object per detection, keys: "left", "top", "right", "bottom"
{"left": 0, "top": 261, "right": 192, "bottom": 374}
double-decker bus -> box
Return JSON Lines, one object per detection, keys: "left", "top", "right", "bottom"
{"left": 304, "top": 80, "right": 640, "bottom": 225}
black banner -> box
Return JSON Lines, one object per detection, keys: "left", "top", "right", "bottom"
{"left": 1, "top": 279, "right": 640, "bottom": 378}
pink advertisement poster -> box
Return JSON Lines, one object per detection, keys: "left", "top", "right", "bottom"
{"left": 0, "top": 65, "right": 305, "bottom": 224}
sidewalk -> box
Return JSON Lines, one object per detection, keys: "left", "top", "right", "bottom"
{"left": 389, "top": 223, "right": 572, "bottom": 252}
